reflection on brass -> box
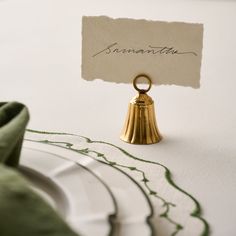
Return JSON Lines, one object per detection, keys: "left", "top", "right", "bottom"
{"left": 120, "top": 74, "right": 162, "bottom": 145}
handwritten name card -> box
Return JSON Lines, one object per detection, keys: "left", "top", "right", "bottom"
{"left": 82, "top": 16, "right": 203, "bottom": 88}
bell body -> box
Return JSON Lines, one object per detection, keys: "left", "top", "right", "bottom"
{"left": 120, "top": 93, "right": 162, "bottom": 144}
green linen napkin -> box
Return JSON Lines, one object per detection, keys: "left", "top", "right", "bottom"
{"left": 0, "top": 102, "right": 79, "bottom": 236}
{"left": 0, "top": 165, "right": 78, "bottom": 236}
{"left": 0, "top": 102, "right": 29, "bottom": 167}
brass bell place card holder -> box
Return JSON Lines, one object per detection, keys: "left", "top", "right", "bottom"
{"left": 120, "top": 74, "right": 162, "bottom": 145}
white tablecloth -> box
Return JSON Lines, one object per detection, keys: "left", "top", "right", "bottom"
{"left": 1, "top": 0, "right": 236, "bottom": 235}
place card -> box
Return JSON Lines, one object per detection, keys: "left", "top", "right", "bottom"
{"left": 82, "top": 16, "right": 203, "bottom": 88}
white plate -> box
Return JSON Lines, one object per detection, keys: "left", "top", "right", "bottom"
{"left": 20, "top": 147, "right": 117, "bottom": 236}
{"left": 22, "top": 140, "right": 154, "bottom": 236}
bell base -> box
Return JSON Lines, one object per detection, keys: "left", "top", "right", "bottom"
{"left": 120, "top": 135, "right": 162, "bottom": 145}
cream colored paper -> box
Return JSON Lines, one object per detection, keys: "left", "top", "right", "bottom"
{"left": 82, "top": 16, "right": 203, "bottom": 88}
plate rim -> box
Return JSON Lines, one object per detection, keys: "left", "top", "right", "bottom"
{"left": 23, "top": 139, "right": 155, "bottom": 235}
{"left": 20, "top": 145, "right": 118, "bottom": 236}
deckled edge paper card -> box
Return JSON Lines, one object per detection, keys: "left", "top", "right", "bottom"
{"left": 82, "top": 16, "right": 203, "bottom": 88}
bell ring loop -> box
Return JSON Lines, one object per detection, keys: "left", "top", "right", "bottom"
{"left": 133, "top": 74, "right": 152, "bottom": 94}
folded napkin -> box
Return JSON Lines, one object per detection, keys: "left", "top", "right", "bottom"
{"left": 0, "top": 102, "right": 29, "bottom": 167}
{"left": 0, "top": 102, "right": 79, "bottom": 236}
{"left": 0, "top": 165, "right": 78, "bottom": 236}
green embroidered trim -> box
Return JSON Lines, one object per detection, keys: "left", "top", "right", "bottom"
{"left": 26, "top": 129, "right": 210, "bottom": 236}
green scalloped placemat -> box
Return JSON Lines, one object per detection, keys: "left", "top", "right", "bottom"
{"left": 25, "top": 129, "right": 210, "bottom": 236}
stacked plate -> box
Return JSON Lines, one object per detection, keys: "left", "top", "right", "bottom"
{"left": 20, "top": 141, "right": 154, "bottom": 236}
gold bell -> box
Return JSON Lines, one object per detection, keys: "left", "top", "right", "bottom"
{"left": 120, "top": 74, "right": 162, "bottom": 144}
